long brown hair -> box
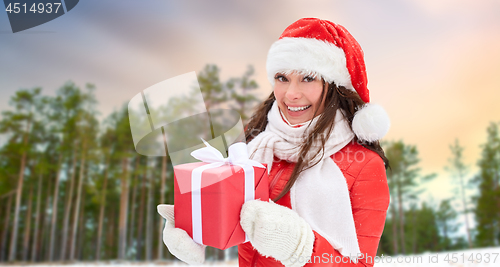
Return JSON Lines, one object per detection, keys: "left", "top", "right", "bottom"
{"left": 245, "top": 81, "right": 389, "bottom": 202}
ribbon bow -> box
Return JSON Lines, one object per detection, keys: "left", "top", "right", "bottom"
{"left": 188, "top": 139, "right": 264, "bottom": 245}
{"left": 191, "top": 139, "right": 265, "bottom": 169}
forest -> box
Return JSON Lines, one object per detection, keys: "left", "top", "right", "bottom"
{"left": 0, "top": 64, "right": 499, "bottom": 263}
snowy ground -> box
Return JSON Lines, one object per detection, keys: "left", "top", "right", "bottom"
{"left": 1, "top": 247, "right": 499, "bottom": 266}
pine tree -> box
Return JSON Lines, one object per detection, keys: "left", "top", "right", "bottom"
{"left": 198, "top": 64, "right": 227, "bottom": 111}
{"left": 114, "top": 106, "right": 134, "bottom": 260}
{"left": 445, "top": 139, "right": 473, "bottom": 248}
{"left": 0, "top": 88, "right": 43, "bottom": 261}
{"left": 382, "top": 140, "right": 435, "bottom": 255}
{"left": 69, "top": 84, "right": 99, "bottom": 260}
{"left": 227, "top": 65, "right": 260, "bottom": 125}
{"left": 411, "top": 202, "right": 441, "bottom": 253}
{"left": 95, "top": 127, "right": 114, "bottom": 260}
{"left": 384, "top": 141, "right": 419, "bottom": 254}
{"left": 436, "top": 199, "right": 459, "bottom": 251}
{"left": 473, "top": 122, "right": 500, "bottom": 247}
{"left": 51, "top": 82, "right": 89, "bottom": 261}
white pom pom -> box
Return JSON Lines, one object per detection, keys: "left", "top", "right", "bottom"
{"left": 352, "top": 103, "right": 390, "bottom": 142}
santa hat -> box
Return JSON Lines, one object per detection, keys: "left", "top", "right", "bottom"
{"left": 266, "top": 18, "right": 390, "bottom": 142}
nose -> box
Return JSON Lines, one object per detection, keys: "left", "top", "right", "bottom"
{"left": 285, "top": 81, "right": 301, "bottom": 101}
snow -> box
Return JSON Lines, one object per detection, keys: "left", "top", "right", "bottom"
{"left": 2, "top": 247, "right": 499, "bottom": 267}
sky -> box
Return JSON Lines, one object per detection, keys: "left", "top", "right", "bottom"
{"left": 1, "top": 0, "right": 500, "bottom": 215}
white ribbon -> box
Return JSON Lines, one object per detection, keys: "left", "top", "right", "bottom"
{"left": 189, "top": 139, "right": 265, "bottom": 245}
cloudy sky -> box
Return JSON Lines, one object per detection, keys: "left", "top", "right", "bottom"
{"left": 1, "top": 0, "right": 500, "bottom": 207}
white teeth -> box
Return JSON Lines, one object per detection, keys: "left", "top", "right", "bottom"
{"left": 287, "top": 105, "right": 311, "bottom": 112}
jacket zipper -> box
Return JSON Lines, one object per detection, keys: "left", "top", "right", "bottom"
{"left": 269, "top": 165, "right": 285, "bottom": 193}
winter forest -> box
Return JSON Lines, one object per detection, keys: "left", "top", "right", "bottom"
{"left": 1, "top": 64, "right": 500, "bottom": 264}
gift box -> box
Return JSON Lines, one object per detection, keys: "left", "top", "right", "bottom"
{"left": 174, "top": 161, "right": 269, "bottom": 250}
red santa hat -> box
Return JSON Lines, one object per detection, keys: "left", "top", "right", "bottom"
{"left": 266, "top": 18, "right": 390, "bottom": 142}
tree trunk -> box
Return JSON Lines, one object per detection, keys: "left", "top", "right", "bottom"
{"left": 70, "top": 140, "right": 87, "bottom": 260}
{"left": 217, "top": 249, "right": 225, "bottom": 261}
{"left": 0, "top": 197, "right": 3, "bottom": 248}
{"left": 77, "top": 191, "right": 85, "bottom": 260}
{"left": 224, "top": 247, "right": 231, "bottom": 262}
{"left": 387, "top": 172, "right": 399, "bottom": 255}
{"left": 397, "top": 175, "right": 406, "bottom": 254}
{"left": 60, "top": 150, "right": 78, "bottom": 260}
{"left": 494, "top": 171, "right": 500, "bottom": 246}
{"left": 48, "top": 155, "right": 62, "bottom": 261}
{"left": 411, "top": 206, "right": 417, "bottom": 253}
{"left": 96, "top": 155, "right": 110, "bottom": 261}
{"left": 22, "top": 185, "right": 34, "bottom": 261}
{"left": 136, "top": 161, "right": 147, "bottom": 260}
{"left": 118, "top": 157, "right": 130, "bottom": 260}
{"left": 105, "top": 208, "right": 116, "bottom": 259}
{"left": 30, "top": 173, "right": 43, "bottom": 262}
{"left": 41, "top": 173, "right": 53, "bottom": 262}
{"left": 8, "top": 117, "right": 31, "bottom": 262}
{"left": 145, "top": 158, "right": 154, "bottom": 261}
{"left": 390, "top": 204, "right": 399, "bottom": 254}
{"left": 128, "top": 159, "right": 140, "bottom": 258}
{"left": 457, "top": 171, "right": 472, "bottom": 248}
{"left": 1, "top": 192, "right": 15, "bottom": 261}
{"left": 443, "top": 220, "right": 448, "bottom": 249}
{"left": 157, "top": 155, "right": 167, "bottom": 260}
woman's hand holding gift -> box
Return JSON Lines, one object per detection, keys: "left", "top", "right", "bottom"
{"left": 157, "top": 204, "right": 206, "bottom": 264}
{"left": 240, "top": 200, "right": 315, "bottom": 267}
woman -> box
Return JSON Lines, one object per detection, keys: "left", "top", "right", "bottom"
{"left": 158, "top": 18, "right": 390, "bottom": 267}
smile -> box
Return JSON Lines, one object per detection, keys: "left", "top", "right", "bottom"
{"left": 287, "top": 105, "right": 311, "bottom": 112}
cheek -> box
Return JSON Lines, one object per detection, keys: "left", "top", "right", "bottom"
{"left": 273, "top": 86, "right": 285, "bottom": 102}
{"left": 312, "top": 92, "right": 323, "bottom": 104}
{"left": 307, "top": 87, "right": 324, "bottom": 105}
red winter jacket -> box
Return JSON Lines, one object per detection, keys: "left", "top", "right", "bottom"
{"left": 238, "top": 140, "right": 390, "bottom": 267}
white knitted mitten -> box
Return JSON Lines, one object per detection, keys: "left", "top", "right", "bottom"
{"left": 240, "top": 200, "right": 315, "bottom": 267}
{"left": 157, "top": 204, "right": 206, "bottom": 265}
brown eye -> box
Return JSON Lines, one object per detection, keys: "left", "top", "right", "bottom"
{"left": 303, "top": 76, "right": 315, "bottom": 82}
{"left": 274, "top": 74, "right": 288, "bottom": 82}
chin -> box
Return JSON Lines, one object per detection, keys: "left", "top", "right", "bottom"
{"left": 288, "top": 115, "right": 312, "bottom": 125}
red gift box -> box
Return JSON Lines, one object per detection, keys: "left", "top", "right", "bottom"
{"left": 174, "top": 162, "right": 269, "bottom": 250}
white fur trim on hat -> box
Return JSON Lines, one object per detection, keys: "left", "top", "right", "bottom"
{"left": 266, "top": 37, "right": 354, "bottom": 91}
{"left": 352, "top": 103, "right": 390, "bottom": 142}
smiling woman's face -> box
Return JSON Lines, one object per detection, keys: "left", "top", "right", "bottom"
{"left": 273, "top": 72, "right": 326, "bottom": 125}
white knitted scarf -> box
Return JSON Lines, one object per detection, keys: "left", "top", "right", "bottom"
{"left": 247, "top": 101, "right": 361, "bottom": 258}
